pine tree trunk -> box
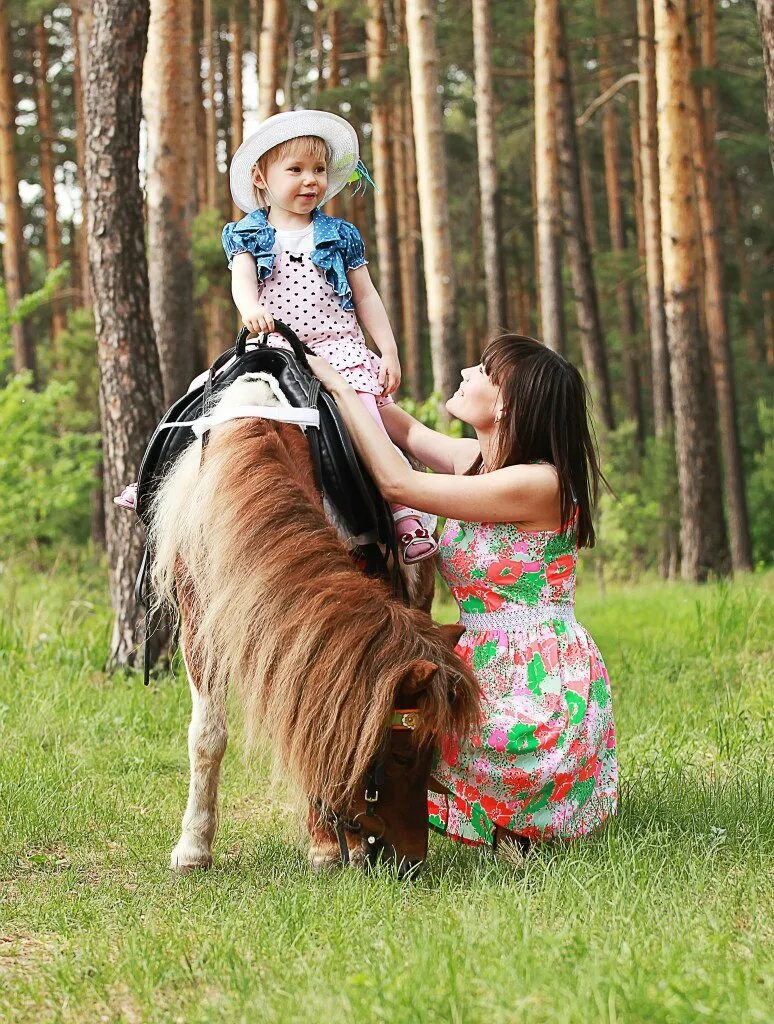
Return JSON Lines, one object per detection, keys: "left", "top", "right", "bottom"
{"left": 193, "top": 0, "right": 207, "bottom": 213}
{"left": 533, "top": 0, "right": 565, "bottom": 353}
{"left": 34, "top": 18, "right": 66, "bottom": 341}
{"left": 366, "top": 0, "right": 398, "bottom": 330}
{"left": 725, "top": 173, "right": 763, "bottom": 362}
{"left": 472, "top": 0, "right": 507, "bottom": 335}
{"left": 579, "top": 149, "right": 598, "bottom": 253}
{"left": 0, "top": 0, "right": 32, "bottom": 376}
{"left": 324, "top": 7, "right": 341, "bottom": 218}
{"left": 82, "top": 0, "right": 165, "bottom": 665}
{"left": 595, "top": 0, "right": 644, "bottom": 445}
{"left": 143, "top": 0, "right": 197, "bottom": 407}
{"left": 554, "top": 3, "right": 614, "bottom": 431}
{"left": 405, "top": 0, "right": 459, "bottom": 399}
{"left": 71, "top": 1, "right": 91, "bottom": 308}
{"left": 637, "top": 0, "right": 671, "bottom": 436}
{"left": 230, "top": 5, "right": 244, "bottom": 198}
{"left": 282, "top": 2, "right": 299, "bottom": 111}
{"left": 654, "top": 0, "right": 728, "bottom": 581}
{"left": 258, "top": 0, "right": 280, "bottom": 120}
{"left": 755, "top": 0, "right": 774, "bottom": 173}
{"left": 466, "top": 195, "right": 481, "bottom": 366}
{"left": 393, "top": 27, "right": 422, "bottom": 398}
{"left": 204, "top": 0, "right": 218, "bottom": 209}
{"left": 688, "top": 0, "right": 752, "bottom": 572}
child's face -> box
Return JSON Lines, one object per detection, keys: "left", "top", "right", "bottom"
{"left": 255, "top": 148, "right": 328, "bottom": 215}
{"left": 445, "top": 363, "right": 503, "bottom": 432}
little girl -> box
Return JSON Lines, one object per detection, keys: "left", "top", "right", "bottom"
{"left": 117, "top": 109, "right": 436, "bottom": 564}
{"left": 221, "top": 109, "right": 436, "bottom": 564}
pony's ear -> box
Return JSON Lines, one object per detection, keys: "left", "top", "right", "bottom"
{"left": 438, "top": 623, "right": 465, "bottom": 648}
{"left": 399, "top": 659, "right": 438, "bottom": 698}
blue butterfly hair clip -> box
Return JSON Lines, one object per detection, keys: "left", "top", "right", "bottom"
{"left": 347, "top": 159, "right": 378, "bottom": 196}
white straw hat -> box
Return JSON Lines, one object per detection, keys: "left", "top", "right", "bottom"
{"left": 229, "top": 110, "right": 360, "bottom": 214}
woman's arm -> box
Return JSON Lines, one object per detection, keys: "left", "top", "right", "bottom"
{"left": 312, "top": 362, "right": 559, "bottom": 526}
{"left": 379, "top": 403, "right": 480, "bottom": 475}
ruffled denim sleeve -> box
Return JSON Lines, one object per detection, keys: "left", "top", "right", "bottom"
{"left": 341, "top": 222, "right": 368, "bottom": 272}
{"left": 221, "top": 212, "right": 275, "bottom": 281}
{"left": 221, "top": 222, "right": 248, "bottom": 270}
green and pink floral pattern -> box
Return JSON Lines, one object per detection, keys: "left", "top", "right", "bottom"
{"left": 429, "top": 518, "right": 618, "bottom": 845}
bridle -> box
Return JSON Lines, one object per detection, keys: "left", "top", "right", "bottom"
{"left": 313, "top": 706, "right": 421, "bottom": 866}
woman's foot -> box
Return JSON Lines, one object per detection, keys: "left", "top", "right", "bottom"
{"left": 395, "top": 515, "right": 438, "bottom": 564}
{"left": 113, "top": 482, "right": 138, "bottom": 510}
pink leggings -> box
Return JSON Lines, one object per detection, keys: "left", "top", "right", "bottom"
{"left": 356, "top": 391, "right": 412, "bottom": 520}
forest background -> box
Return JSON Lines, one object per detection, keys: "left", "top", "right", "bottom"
{"left": 0, "top": 0, "right": 772, "bottom": 665}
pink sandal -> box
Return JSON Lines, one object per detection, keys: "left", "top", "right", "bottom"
{"left": 398, "top": 525, "right": 438, "bottom": 565}
{"left": 113, "top": 482, "right": 138, "bottom": 510}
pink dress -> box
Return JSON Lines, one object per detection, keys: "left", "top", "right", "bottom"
{"left": 429, "top": 516, "right": 618, "bottom": 845}
{"left": 260, "top": 250, "right": 392, "bottom": 408}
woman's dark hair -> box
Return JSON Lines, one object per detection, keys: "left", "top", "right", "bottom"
{"left": 465, "top": 334, "right": 604, "bottom": 548}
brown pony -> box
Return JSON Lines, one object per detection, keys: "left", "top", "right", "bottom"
{"left": 147, "top": 376, "right": 479, "bottom": 875}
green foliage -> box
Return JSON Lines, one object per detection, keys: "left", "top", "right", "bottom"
{"left": 0, "top": 284, "right": 99, "bottom": 551}
{"left": 748, "top": 400, "right": 774, "bottom": 566}
{"left": 397, "top": 392, "right": 464, "bottom": 437}
{"left": 589, "top": 422, "right": 679, "bottom": 580}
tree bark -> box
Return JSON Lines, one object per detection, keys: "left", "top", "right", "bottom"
{"left": 83, "top": 0, "right": 166, "bottom": 665}
{"left": 554, "top": 3, "right": 614, "bottom": 431}
{"left": 637, "top": 0, "right": 671, "bottom": 436}
{"left": 392, "top": 18, "right": 422, "bottom": 398}
{"left": 0, "top": 0, "right": 32, "bottom": 376}
{"left": 324, "top": 7, "right": 341, "bottom": 218}
{"left": 755, "top": 0, "right": 774, "bottom": 174}
{"left": 654, "top": 0, "right": 728, "bottom": 581}
{"left": 688, "top": 0, "right": 753, "bottom": 571}
{"left": 533, "top": 0, "right": 565, "bottom": 354}
{"left": 725, "top": 173, "right": 764, "bottom": 362}
{"left": 71, "top": 1, "right": 91, "bottom": 307}
{"left": 258, "top": 0, "right": 280, "bottom": 121}
{"left": 34, "top": 18, "right": 66, "bottom": 341}
{"left": 143, "top": 0, "right": 197, "bottom": 406}
{"left": 472, "top": 0, "right": 507, "bottom": 335}
{"left": 193, "top": 0, "right": 207, "bottom": 213}
{"left": 366, "top": 0, "right": 398, "bottom": 330}
{"left": 405, "top": 0, "right": 459, "bottom": 399}
{"left": 230, "top": 4, "right": 244, "bottom": 225}
{"left": 595, "top": 0, "right": 644, "bottom": 446}
{"left": 203, "top": 0, "right": 218, "bottom": 209}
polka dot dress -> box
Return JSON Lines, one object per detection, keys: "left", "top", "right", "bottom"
{"left": 260, "top": 250, "right": 392, "bottom": 406}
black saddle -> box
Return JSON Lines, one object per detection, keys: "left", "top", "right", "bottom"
{"left": 134, "top": 322, "right": 403, "bottom": 683}
{"left": 136, "top": 321, "right": 392, "bottom": 543}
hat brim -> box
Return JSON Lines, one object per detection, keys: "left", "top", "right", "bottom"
{"left": 230, "top": 110, "right": 360, "bottom": 214}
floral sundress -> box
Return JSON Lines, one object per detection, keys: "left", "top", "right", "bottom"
{"left": 429, "top": 517, "right": 618, "bottom": 846}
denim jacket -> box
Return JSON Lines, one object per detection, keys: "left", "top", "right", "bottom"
{"left": 221, "top": 207, "right": 368, "bottom": 312}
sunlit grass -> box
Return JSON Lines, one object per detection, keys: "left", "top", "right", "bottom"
{"left": 1, "top": 551, "right": 771, "bottom": 1022}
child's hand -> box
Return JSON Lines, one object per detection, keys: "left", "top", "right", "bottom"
{"left": 240, "top": 304, "right": 275, "bottom": 335}
{"left": 378, "top": 349, "right": 401, "bottom": 396}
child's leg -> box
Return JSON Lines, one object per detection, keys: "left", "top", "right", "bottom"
{"left": 355, "top": 391, "right": 437, "bottom": 563}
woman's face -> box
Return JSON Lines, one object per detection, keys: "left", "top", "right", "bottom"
{"left": 445, "top": 363, "right": 503, "bottom": 431}
{"left": 255, "top": 149, "right": 328, "bottom": 214}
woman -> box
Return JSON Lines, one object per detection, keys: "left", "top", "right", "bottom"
{"left": 307, "top": 334, "right": 618, "bottom": 849}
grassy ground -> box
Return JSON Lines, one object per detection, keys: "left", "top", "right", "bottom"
{"left": 1, "top": 550, "right": 772, "bottom": 1023}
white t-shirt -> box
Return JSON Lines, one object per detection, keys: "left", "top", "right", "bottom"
{"left": 271, "top": 222, "right": 315, "bottom": 255}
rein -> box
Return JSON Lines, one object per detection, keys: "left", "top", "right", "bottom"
{"left": 314, "top": 706, "right": 420, "bottom": 865}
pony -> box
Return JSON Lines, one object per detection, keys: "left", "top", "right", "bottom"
{"left": 147, "top": 375, "right": 479, "bottom": 875}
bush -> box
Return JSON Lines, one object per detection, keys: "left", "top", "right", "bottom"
{"left": 1, "top": 285, "right": 100, "bottom": 551}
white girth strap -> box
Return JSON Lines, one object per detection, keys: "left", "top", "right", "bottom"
{"left": 156, "top": 404, "right": 320, "bottom": 438}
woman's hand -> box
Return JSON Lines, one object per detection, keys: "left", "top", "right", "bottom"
{"left": 378, "top": 348, "right": 402, "bottom": 396}
{"left": 239, "top": 303, "right": 274, "bottom": 335}
{"left": 306, "top": 354, "right": 350, "bottom": 396}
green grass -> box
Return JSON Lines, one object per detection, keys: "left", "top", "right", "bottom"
{"left": 1, "top": 550, "right": 772, "bottom": 1023}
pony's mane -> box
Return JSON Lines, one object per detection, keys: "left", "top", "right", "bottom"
{"left": 148, "top": 379, "right": 479, "bottom": 808}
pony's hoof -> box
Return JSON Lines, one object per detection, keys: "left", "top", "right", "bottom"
{"left": 171, "top": 838, "right": 213, "bottom": 873}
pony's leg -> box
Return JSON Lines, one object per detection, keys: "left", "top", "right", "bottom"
{"left": 170, "top": 655, "right": 228, "bottom": 873}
